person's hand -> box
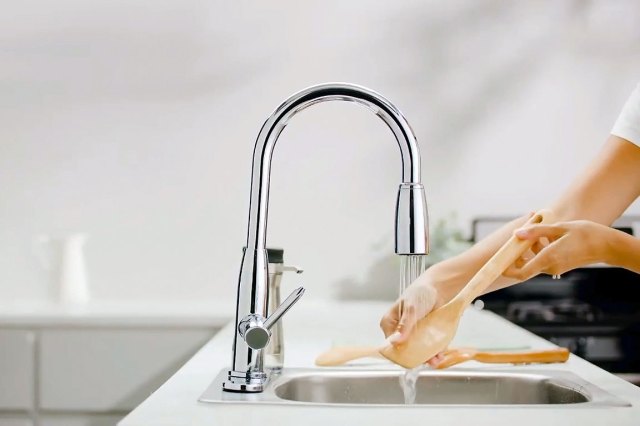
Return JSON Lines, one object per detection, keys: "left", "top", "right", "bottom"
{"left": 503, "top": 220, "right": 616, "bottom": 281}
{"left": 379, "top": 273, "right": 441, "bottom": 345}
{"left": 379, "top": 276, "right": 450, "bottom": 367}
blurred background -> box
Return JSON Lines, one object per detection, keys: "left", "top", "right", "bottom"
{"left": 1, "top": 0, "right": 640, "bottom": 302}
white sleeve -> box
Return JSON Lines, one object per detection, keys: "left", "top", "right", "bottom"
{"left": 611, "top": 83, "right": 640, "bottom": 146}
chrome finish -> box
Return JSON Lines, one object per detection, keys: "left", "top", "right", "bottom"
{"left": 237, "top": 287, "right": 305, "bottom": 351}
{"left": 204, "top": 368, "right": 630, "bottom": 407}
{"left": 224, "top": 287, "right": 304, "bottom": 392}
{"left": 226, "top": 83, "right": 429, "bottom": 392}
{"left": 237, "top": 314, "right": 270, "bottom": 350}
{"left": 221, "top": 370, "right": 267, "bottom": 393}
{"left": 264, "top": 286, "right": 305, "bottom": 329}
{"left": 395, "top": 183, "right": 429, "bottom": 255}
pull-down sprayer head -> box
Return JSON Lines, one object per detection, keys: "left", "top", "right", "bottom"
{"left": 395, "top": 183, "right": 429, "bottom": 255}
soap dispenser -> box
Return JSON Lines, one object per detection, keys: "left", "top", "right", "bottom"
{"left": 265, "top": 248, "right": 303, "bottom": 371}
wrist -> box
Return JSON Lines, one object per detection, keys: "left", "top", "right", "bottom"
{"left": 603, "top": 228, "right": 619, "bottom": 265}
{"left": 422, "top": 266, "right": 458, "bottom": 309}
{"left": 605, "top": 228, "right": 639, "bottom": 269}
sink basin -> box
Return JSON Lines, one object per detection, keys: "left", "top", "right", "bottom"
{"left": 274, "top": 370, "right": 587, "bottom": 405}
{"left": 200, "top": 368, "right": 630, "bottom": 407}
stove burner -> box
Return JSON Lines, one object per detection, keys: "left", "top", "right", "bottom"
{"left": 507, "top": 300, "right": 599, "bottom": 323}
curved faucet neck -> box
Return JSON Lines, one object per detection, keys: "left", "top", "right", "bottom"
{"left": 245, "top": 83, "right": 423, "bottom": 251}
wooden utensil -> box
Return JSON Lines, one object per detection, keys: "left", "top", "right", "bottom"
{"left": 314, "top": 345, "right": 533, "bottom": 366}
{"left": 315, "top": 346, "right": 384, "bottom": 366}
{"left": 380, "top": 210, "right": 553, "bottom": 369}
{"left": 434, "top": 347, "right": 570, "bottom": 369}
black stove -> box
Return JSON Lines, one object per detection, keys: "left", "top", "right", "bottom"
{"left": 506, "top": 299, "right": 599, "bottom": 323}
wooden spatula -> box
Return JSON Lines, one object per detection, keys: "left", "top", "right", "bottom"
{"left": 315, "top": 346, "right": 383, "bottom": 366}
{"left": 380, "top": 210, "right": 553, "bottom": 369}
{"left": 434, "top": 347, "right": 570, "bottom": 369}
{"left": 314, "top": 345, "right": 532, "bottom": 366}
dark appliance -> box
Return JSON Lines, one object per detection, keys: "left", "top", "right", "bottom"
{"left": 472, "top": 216, "right": 640, "bottom": 384}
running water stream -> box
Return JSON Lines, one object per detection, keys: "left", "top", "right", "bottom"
{"left": 398, "top": 255, "right": 428, "bottom": 404}
{"left": 399, "top": 364, "right": 427, "bottom": 404}
{"left": 398, "top": 255, "right": 427, "bottom": 318}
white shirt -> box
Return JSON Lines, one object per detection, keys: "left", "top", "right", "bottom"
{"left": 612, "top": 83, "right": 640, "bottom": 146}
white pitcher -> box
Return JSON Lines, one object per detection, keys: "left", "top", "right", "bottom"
{"left": 35, "top": 233, "right": 90, "bottom": 305}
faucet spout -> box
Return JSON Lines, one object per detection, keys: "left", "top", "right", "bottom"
{"left": 224, "top": 83, "right": 429, "bottom": 393}
{"left": 246, "top": 83, "right": 423, "bottom": 250}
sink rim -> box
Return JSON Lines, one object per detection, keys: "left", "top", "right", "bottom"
{"left": 199, "top": 367, "right": 631, "bottom": 408}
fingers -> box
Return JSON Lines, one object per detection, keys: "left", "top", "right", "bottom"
{"left": 380, "top": 283, "right": 438, "bottom": 345}
{"left": 503, "top": 241, "right": 565, "bottom": 281}
{"left": 393, "top": 303, "right": 419, "bottom": 344}
{"left": 503, "top": 263, "right": 536, "bottom": 281}
{"left": 379, "top": 308, "right": 408, "bottom": 344}
{"left": 505, "top": 224, "right": 557, "bottom": 280}
{"left": 531, "top": 240, "right": 545, "bottom": 254}
{"left": 380, "top": 298, "right": 426, "bottom": 344}
{"left": 513, "top": 257, "right": 526, "bottom": 269}
{"left": 515, "top": 224, "right": 567, "bottom": 241}
{"left": 426, "top": 352, "right": 445, "bottom": 367}
{"left": 516, "top": 243, "right": 565, "bottom": 278}
{"left": 379, "top": 302, "right": 401, "bottom": 339}
{"left": 380, "top": 298, "right": 419, "bottom": 342}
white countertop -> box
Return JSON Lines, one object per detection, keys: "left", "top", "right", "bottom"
{"left": 119, "top": 300, "right": 640, "bottom": 425}
{"left": 0, "top": 300, "right": 233, "bottom": 328}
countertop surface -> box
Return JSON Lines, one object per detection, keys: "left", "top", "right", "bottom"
{"left": 0, "top": 300, "right": 233, "bottom": 327}
{"left": 119, "top": 300, "right": 640, "bottom": 425}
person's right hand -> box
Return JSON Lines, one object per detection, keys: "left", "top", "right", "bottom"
{"left": 379, "top": 272, "right": 441, "bottom": 345}
{"left": 503, "top": 220, "right": 622, "bottom": 280}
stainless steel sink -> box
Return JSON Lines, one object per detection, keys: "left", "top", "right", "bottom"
{"left": 200, "top": 368, "right": 630, "bottom": 407}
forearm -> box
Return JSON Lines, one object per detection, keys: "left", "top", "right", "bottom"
{"left": 549, "top": 136, "right": 640, "bottom": 226}
{"left": 608, "top": 230, "right": 640, "bottom": 273}
{"left": 424, "top": 136, "right": 640, "bottom": 305}
{"left": 426, "top": 215, "right": 528, "bottom": 306}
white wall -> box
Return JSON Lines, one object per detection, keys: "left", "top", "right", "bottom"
{"left": 1, "top": 0, "right": 639, "bottom": 303}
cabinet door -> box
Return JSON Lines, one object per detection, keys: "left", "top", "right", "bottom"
{"left": 0, "top": 418, "right": 33, "bottom": 426}
{"left": 0, "top": 330, "right": 35, "bottom": 410}
{"left": 39, "top": 327, "right": 215, "bottom": 412}
{"left": 40, "top": 414, "right": 123, "bottom": 426}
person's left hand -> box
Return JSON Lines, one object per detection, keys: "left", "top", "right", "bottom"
{"left": 503, "top": 220, "right": 616, "bottom": 281}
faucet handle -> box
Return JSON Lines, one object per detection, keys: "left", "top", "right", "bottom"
{"left": 264, "top": 286, "right": 305, "bottom": 329}
{"left": 239, "top": 286, "right": 305, "bottom": 350}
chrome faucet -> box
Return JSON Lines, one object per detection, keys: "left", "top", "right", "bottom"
{"left": 223, "top": 83, "right": 429, "bottom": 393}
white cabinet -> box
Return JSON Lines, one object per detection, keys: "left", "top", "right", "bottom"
{"left": 40, "top": 414, "right": 123, "bottom": 426}
{"left": 39, "top": 328, "right": 213, "bottom": 412}
{"left": 0, "top": 330, "right": 34, "bottom": 410}
{"left": 0, "top": 418, "right": 33, "bottom": 426}
{"left": 0, "top": 319, "right": 219, "bottom": 425}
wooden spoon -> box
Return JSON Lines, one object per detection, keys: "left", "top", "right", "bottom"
{"left": 314, "top": 345, "right": 532, "bottom": 366}
{"left": 380, "top": 210, "right": 553, "bottom": 369}
{"left": 434, "top": 347, "right": 570, "bottom": 369}
{"left": 315, "top": 346, "right": 384, "bottom": 366}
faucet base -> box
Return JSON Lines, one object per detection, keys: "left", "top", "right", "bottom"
{"left": 222, "top": 370, "right": 267, "bottom": 393}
